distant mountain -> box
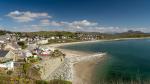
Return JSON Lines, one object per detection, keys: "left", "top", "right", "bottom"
{"left": 121, "top": 30, "right": 144, "bottom": 34}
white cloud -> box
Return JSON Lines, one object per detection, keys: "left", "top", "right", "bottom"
{"left": 40, "top": 19, "right": 62, "bottom": 26}
{"left": 5, "top": 10, "right": 150, "bottom": 33}
{"left": 11, "top": 25, "right": 48, "bottom": 32}
{"left": 10, "top": 23, "right": 150, "bottom": 33}
{"left": 71, "top": 20, "right": 97, "bottom": 27}
{"left": 38, "top": 19, "right": 150, "bottom": 33}
{"left": 7, "top": 10, "right": 51, "bottom": 22}
{"left": 83, "top": 26, "right": 150, "bottom": 33}
{"left": 40, "top": 19, "right": 97, "bottom": 29}
{"left": 63, "top": 20, "right": 98, "bottom": 29}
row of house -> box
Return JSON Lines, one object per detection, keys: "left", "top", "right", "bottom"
{"left": 18, "top": 35, "right": 71, "bottom": 45}
{"left": 0, "top": 50, "right": 16, "bottom": 70}
{"left": 76, "top": 32, "right": 104, "bottom": 40}
{"left": 23, "top": 46, "right": 55, "bottom": 57}
{"left": 0, "top": 33, "right": 65, "bottom": 70}
{"left": 0, "top": 34, "right": 23, "bottom": 70}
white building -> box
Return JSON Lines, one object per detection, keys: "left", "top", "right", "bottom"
{"left": 0, "top": 50, "right": 16, "bottom": 61}
{"left": 49, "top": 36, "right": 55, "bottom": 40}
{"left": 37, "top": 39, "right": 48, "bottom": 44}
{"left": 0, "top": 40, "right": 5, "bottom": 43}
{"left": 19, "top": 38, "right": 27, "bottom": 41}
{"left": 23, "top": 50, "right": 33, "bottom": 57}
{"left": 0, "top": 61, "right": 14, "bottom": 70}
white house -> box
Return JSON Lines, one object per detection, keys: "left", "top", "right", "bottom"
{"left": 0, "top": 41, "right": 5, "bottom": 43}
{"left": 0, "top": 61, "right": 14, "bottom": 70}
{"left": 23, "top": 50, "right": 33, "bottom": 57}
{"left": 50, "top": 36, "right": 55, "bottom": 40}
{"left": 0, "top": 50, "right": 16, "bottom": 61}
{"left": 19, "top": 38, "right": 27, "bottom": 41}
{"left": 37, "top": 39, "right": 48, "bottom": 44}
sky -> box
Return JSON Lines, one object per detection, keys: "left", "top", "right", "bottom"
{"left": 0, "top": 0, "right": 150, "bottom": 33}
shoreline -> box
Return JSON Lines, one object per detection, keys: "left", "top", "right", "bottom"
{"left": 72, "top": 54, "right": 106, "bottom": 84}
{"left": 46, "top": 40, "right": 107, "bottom": 84}
{"left": 45, "top": 37, "right": 150, "bottom": 83}
{"left": 48, "top": 37, "right": 150, "bottom": 48}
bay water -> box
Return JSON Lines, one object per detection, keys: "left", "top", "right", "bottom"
{"left": 62, "top": 39, "right": 150, "bottom": 83}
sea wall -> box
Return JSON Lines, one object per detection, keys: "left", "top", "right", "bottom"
{"left": 46, "top": 58, "right": 73, "bottom": 81}
{"left": 36, "top": 57, "right": 64, "bottom": 80}
{"left": 45, "top": 53, "right": 106, "bottom": 81}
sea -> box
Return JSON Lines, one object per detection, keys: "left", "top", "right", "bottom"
{"left": 61, "top": 39, "right": 150, "bottom": 84}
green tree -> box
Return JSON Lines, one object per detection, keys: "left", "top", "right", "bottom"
{"left": 17, "top": 41, "right": 27, "bottom": 49}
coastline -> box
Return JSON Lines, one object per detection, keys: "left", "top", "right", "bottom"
{"left": 45, "top": 37, "right": 150, "bottom": 83}
{"left": 46, "top": 40, "right": 106, "bottom": 84}
{"left": 73, "top": 55, "right": 106, "bottom": 84}
{"left": 48, "top": 37, "right": 150, "bottom": 48}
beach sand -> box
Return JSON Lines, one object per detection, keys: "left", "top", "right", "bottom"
{"left": 73, "top": 60, "right": 97, "bottom": 84}
{"left": 42, "top": 38, "right": 150, "bottom": 83}
{"left": 47, "top": 41, "right": 105, "bottom": 84}
{"left": 72, "top": 53, "right": 106, "bottom": 84}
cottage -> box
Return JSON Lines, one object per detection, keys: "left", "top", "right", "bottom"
{"left": 0, "top": 50, "right": 16, "bottom": 62}
{"left": 50, "top": 36, "right": 55, "bottom": 40}
{"left": 0, "top": 61, "right": 14, "bottom": 70}
{"left": 4, "top": 43, "right": 21, "bottom": 50}
{"left": 23, "top": 50, "right": 33, "bottom": 57}
{"left": 19, "top": 38, "right": 27, "bottom": 41}
{"left": 76, "top": 32, "right": 103, "bottom": 40}
{"left": 37, "top": 39, "right": 48, "bottom": 44}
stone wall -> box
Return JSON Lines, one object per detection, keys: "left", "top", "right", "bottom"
{"left": 46, "top": 58, "right": 73, "bottom": 81}
{"left": 36, "top": 56, "right": 64, "bottom": 80}
{"left": 45, "top": 53, "right": 106, "bottom": 81}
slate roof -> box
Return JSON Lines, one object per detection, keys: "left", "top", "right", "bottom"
{"left": 0, "top": 50, "right": 9, "bottom": 57}
{"left": 11, "top": 43, "right": 20, "bottom": 49}
{"left": 0, "top": 35, "right": 10, "bottom": 41}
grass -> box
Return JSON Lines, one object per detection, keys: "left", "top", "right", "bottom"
{"left": 36, "top": 79, "right": 72, "bottom": 84}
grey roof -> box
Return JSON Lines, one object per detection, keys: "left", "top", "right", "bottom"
{"left": 0, "top": 50, "right": 9, "bottom": 57}
{"left": 12, "top": 43, "right": 20, "bottom": 48}
{"left": 0, "top": 35, "right": 11, "bottom": 41}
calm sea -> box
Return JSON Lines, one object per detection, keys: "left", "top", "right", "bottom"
{"left": 61, "top": 39, "right": 150, "bottom": 83}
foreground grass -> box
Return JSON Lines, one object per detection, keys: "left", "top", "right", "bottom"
{"left": 36, "top": 79, "right": 72, "bottom": 84}
{"left": 0, "top": 76, "right": 72, "bottom": 84}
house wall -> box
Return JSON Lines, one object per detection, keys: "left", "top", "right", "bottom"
{"left": 37, "top": 40, "right": 48, "bottom": 44}
{"left": 0, "top": 61, "right": 14, "bottom": 70}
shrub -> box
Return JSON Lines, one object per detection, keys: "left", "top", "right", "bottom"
{"left": 7, "top": 70, "right": 13, "bottom": 75}
{"left": 17, "top": 41, "right": 27, "bottom": 49}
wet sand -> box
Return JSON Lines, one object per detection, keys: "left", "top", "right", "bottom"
{"left": 73, "top": 60, "right": 97, "bottom": 84}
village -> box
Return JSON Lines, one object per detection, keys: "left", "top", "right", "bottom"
{"left": 0, "top": 30, "right": 148, "bottom": 83}
{"left": 0, "top": 30, "right": 147, "bottom": 71}
{"left": 0, "top": 32, "right": 69, "bottom": 83}
{"left": 0, "top": 31, "right": 106, "bottom": 83}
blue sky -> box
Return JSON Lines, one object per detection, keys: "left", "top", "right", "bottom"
{"left": 0, "top": 0, "right": 150, "bottom": 32}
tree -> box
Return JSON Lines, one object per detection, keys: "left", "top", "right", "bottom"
{"left": 17, "top": 41, "right": 27, "bottom": 49}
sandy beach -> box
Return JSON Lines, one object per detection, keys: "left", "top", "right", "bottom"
{"left": 44, "top": 38, "right": 149, "bottom": 83}
{"left": 46, "top": 40, "right": 106, "bottom": 84}
{"left": 73, "top": 56, "right": 105, "bottom": 84}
